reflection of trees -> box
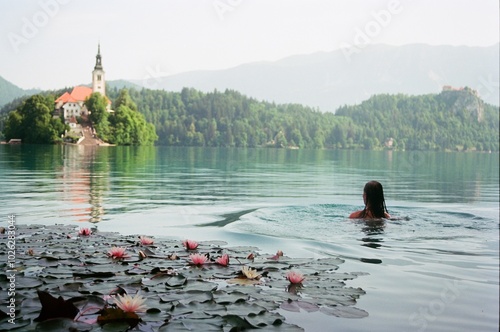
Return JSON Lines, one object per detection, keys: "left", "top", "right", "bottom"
{"left": 335, "top": 150, "right": 498, "bottom": 204}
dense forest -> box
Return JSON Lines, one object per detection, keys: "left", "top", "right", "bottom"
{"left": 1, "top": 86, "right": 498, "bottom": 151}
{"left": 2, "top": 94, "right": 67, "bottom": 144}
{"left": 85, "top": 90, "right": 157, "bottom": 145}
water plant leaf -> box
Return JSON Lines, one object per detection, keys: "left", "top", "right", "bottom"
{"left": 213, "top": 290, "right": 248, "bottom": 304}
{"left": 244, "top": 311, "right": 286, "bottom": 328}
{"left": 163, "top": 290, "right": 213, "bottom": 304}
{"left": 71, "top": 294, "right": 107, "bottom": 314}
{"left": 0, "top": 318, "right": 31, "bottom": 331}
{"left": 165, "top": 275, "right": 187, "bottom": 288}
{"left": 23, "top": 266, "right": 45, "bottom": 277}
{"left": 280, "top": 299, "right": 300, "bottom": 312}
{"left": 33, "top": 318, "right": 93, "bottom": 332}
{"left": 225, "top": 302, "right": 267, "bottom": 317}
{"left": 97, "top": 307, "right": 141, "bottom": 327}
{"left": 158, "top": 317, "right": 224, "bottom": 331}
{"left": 296, "top": 300, "right": 319, "bottom": 312}
{"left": 226, "top": 277, "right": 262, "bottom": 285}
{"left": 320, "top": 306, "right": 369, "bottom": 318}
{"left": 16, "top": 277, "right": 43, "bottom": 289}
{"left": 34, "top": 290, "right": 79, "bottom": 322}
{"left": 73, "top": 271, "right": 115, "bottom": 278}
{"left": 222, "top": 314, "right": 255, "bottom": 330}
{"left": 10, "top": 224, "right": 369, "bottom": 331}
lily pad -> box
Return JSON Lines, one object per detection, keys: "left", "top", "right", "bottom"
{"left": 158, "top": 316, "right": 224, "bottom": 331}
{"left": 165, "top": 275, "right": 187, "bottom": 288}
{"left": 9, "top": 224, "right": 370, "bottom": 331}
{"left": 320, "top": 306, "right": 369, "bottom": 318}
{"left": 280, "top": 300, "right": 319, "bottom": 313}
{"left": 97, "top": 308, "right": 141, "bottom": 327}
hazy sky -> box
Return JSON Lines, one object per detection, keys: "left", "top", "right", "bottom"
{"left": 0, "top": 0, "right": 498, "bottom": 90}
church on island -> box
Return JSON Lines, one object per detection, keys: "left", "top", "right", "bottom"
{"left": 55, "top": 44, "right": 111, "bottom": 127}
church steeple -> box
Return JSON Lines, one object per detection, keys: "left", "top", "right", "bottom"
{"left": 94, "top": 43, "right": 103, "bottom": 70}
{"left": 92, "top": 43, "right": 105, "bottom": 96}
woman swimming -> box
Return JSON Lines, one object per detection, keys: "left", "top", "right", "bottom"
{"left": 349, "top": 180, "right": 391, "bottom": 219}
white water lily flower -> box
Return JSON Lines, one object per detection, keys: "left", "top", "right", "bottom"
{"left": 241, "top": 266, "right": 261, "bottom": 280}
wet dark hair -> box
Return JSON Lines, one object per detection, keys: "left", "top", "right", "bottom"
{"left": 360, "top": 180, "right": 389, "bottom": 218}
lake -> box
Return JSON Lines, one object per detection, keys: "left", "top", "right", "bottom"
{"left": 1, "top": 145, "right": 498, "bottom": 331}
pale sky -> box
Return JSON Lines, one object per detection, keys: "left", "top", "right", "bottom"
{"left": 0, "top": 0, "right": 498, "bottom": 90}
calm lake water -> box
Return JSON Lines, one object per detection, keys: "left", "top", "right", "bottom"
{"left": 1, "top": 145, "right": 498, "bottom": 331}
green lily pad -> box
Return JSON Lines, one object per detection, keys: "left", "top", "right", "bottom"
{"left": 33, "top": 318, "right": 93, "bottom": 332}
{"left": 320, "top": 306, "right": 369, "bottom": 318}
{"left": 97, "top": 308, "right": 141, "bottom": 327}
{"left": 165, "top": 275, "right": 187, "bottom": 288}
{"left": 158, "top": 316, "right": 224, "bottom": 331}
{"left": 16, "top": 277, "right": 43, "bottom": 289}
{"left": 8, "top": 224, "right": 369, "bottom": 331}
{"left": 280, "top": 300, "right": 319, "bottom": 313}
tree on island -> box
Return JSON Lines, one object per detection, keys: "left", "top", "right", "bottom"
{"left": 85, "top": 92, "right": 111, "bottom": 141}
{"left": 85, "top": 89, "right": 157, "bottom": 146}
{"left": 4, "top": 94, "right": 67, "bottom": 143}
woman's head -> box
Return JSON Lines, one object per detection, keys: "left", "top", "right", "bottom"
{"left": 362, "top": 180, "right": 388, "bottom": 218}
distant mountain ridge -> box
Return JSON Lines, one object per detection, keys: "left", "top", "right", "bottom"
{"left": 130, "top": 43, "right": 499, "bottom": 111}
{"left": 0, "top": 76, "right": 40, "bottom": 107}
{"left": 1, "top": 44, "right": 498, "bottom": 112}
{"left": 0, "top": 78, "right": 141, "bottom": 109}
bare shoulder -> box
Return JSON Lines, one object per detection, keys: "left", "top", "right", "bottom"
{"left": 349, "top": 210, "right": 363, "bottom": 219}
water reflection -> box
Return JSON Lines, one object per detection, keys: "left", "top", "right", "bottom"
{"left": 356, "top": 219, "right": 385, "bottom": 264}
{"left": 59, "top": 145, "right": 108, "bottom": 223}
{"left": 359, "top": 219, "right": 385, "bottom": 249}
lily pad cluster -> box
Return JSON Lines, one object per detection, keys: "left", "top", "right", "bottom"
{"left": 0, "top": 224, "right": 368, "bottom": 331}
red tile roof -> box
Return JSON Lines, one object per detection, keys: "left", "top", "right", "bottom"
{"left": 55, "top": 86, "right": 111, "bottom": 105}
{"left": 70, "top": 86, "right": 93, "bottom": 101}
{"left": 55, "top": 86, "right": 92, "bottom": 103}
{"left": 55, "top": 91, "right": 72, "bottom": 103}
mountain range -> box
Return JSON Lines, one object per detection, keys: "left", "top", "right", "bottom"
{"left": 131, "top": 43, "right": 499, "bottom": 111}
{"left": 0, "top": 79, "right": 140, "bottom": 109}
{"left": 1, "top": 44, "right": 498, "bottom": 111}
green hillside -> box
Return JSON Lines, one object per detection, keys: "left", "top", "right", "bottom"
{"left": 104, "top": 86, "right": 498, "bottom": 151}
{"left": 2, "top": 86, "right": 498, "bottom": 151}
{"left": 0, "top": 76, "right": 29, "bottom": 108}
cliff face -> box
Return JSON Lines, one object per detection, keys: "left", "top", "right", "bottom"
{"left": 439, "top": 87, "right": 484, "bottom": 122}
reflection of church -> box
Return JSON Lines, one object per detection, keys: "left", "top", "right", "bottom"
{"left": 54, "top": 44, "right": 111, "bottom": 127}
{"left": 60, "top": 145, "right": 107, "bottom": 223}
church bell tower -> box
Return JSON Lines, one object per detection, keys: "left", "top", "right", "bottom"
{"left": 92, "top": 43, "right": 105, "bottom": 96}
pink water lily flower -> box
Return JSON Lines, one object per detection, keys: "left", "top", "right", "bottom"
{"left": 189, "top": 253, "right": 208, "bottom": 265}
{"left": 268, "top": 250, "right": 284, "bottom": 261}
{"left": 183, "top": 239, "right": 199, "bottom": 250}
{"left": 114, "top": 293, "right": 147, "bottom": 313}
{"left": 215, "top": 254, "right": 229, "bottom": 266}
{"left": 139, "top": 236, "right": 154, "bottom": 245}
{"left": 108, "top": 246, "right": 130, "bottom": 259}
{"left": 286, "top": 271, "right": 305, "bottom": 284}
{"left": 79, "top": 228, "right": 91, "bottom": 236}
